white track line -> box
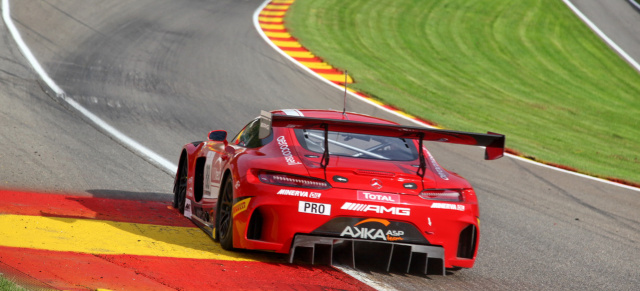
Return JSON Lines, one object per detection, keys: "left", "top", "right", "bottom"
{"left": 563, "top": 0, "right": 640, "bottom": 73}
{"left": 253, "top": 0, "right": 640, "bottom": 193}
{"left": 2, "top": 0, "right": 177, "bottom": 175}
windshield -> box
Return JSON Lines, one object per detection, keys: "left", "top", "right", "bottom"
{"left": 294, "top": 129, "right": 418, "bottom": 161}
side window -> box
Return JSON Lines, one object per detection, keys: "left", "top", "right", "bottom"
{"left": 231, "top": 124, "right": 248, "bottom": 146}
{"left": 231, "top": 119, "right": 270, "bottom": 148}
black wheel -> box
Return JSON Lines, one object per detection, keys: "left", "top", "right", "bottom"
{"left": 173, "top": 156, "right": 188, "bottom": 214}
{"left": 217, "top": 177, "right": 234, "bottom": 250}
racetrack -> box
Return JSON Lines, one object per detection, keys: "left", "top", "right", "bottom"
{"left": 1, "top": 0, "right": 639, "bottom": 290}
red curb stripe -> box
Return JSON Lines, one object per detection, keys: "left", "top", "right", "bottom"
{"left": 259, "top": 20, "right": 284, "bottom": 24}
{"left": 292, "top": 57, "right": 324, "bottom": 63}
{"left": 269, "top": 37, "right": 297, "bottom": 42}
{"left": 0, "top": 246, "right": 373, "bottom": 291}
{"left": 0, "top": 190, "right": 193, "bottom": 227}
{"left": 311, "top": 68, "right": 343, "bottom": 75}
{"left": 281, "top": 47, "right": 309, "bottom": 52}
{"left": 262, "top": 28, "right": 288, "bottom": 33}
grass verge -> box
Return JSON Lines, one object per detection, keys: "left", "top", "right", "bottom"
{"left": 286, "top": 0, "right": 640, "bottom": 185}
{"left": 0, "top": 277, "right": 25, "bottom": 291}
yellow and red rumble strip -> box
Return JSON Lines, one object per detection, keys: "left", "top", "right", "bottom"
{"left": 257, "top": 0, "right": 440, "bottom": 128}
{"left": 258, "top": 0, "right": 354, "bottom": 85}
{"left": 0, "top": 190, "right": 372, "bottom": 290}
{"left": 257, "top": 0, "right": 640, "bottom": 190}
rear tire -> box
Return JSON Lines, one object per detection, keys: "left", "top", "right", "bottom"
{"left": 173, "top": 156, "right": 188, "bottom": 214}
{"left": 218, "top": 177, "right": 234, "bottom": 250}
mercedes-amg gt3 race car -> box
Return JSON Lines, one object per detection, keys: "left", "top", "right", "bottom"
{"left": 173, "top": 109, "right": 504, "bottom": 274}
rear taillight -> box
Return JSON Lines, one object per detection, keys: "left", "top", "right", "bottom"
{"left": 258, "top": 171, "right": 331, "bottom": 189}
{"left": 419, "top": 189, "right": 462, "bottom": 202}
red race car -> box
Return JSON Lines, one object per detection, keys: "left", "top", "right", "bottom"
{"left": 173, "top": 109, "right": 504, "bottom": 274}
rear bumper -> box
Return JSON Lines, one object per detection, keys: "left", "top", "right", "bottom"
{"left": 289, "top": 234, "right": 446, "bottom": 275}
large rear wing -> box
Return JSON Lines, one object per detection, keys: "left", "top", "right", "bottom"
{"left": 258, "top": 111, "right": 505, "bottom": 161}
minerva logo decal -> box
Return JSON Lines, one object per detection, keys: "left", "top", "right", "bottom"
{"left": 277, "top": 136, "right": 302, "bottom": 166}
{"left": 277, "top": 189, "right": 321, "bottom": 199}
{"left": 431, "top": 202, "right": 465, "bottom": 211}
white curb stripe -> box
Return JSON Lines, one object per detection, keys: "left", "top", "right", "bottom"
{"left": 2, "top": 0, "right": 178, "bottom": 175}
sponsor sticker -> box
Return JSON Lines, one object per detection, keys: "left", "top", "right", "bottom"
{"left": 312, "top": 217, "right": 429, "bottom": 244}
{"left": 341, "top": 202, "right": 410, "bottom": 216}
{"left": 357, "top": 191, "right": 400, "bottom": 203}
{"left": 277, "top": 189, "right": 321, "bottom": 199}
{"left": 431, "top": 202, "right": 465, "bottom": 211}
{"left": 426, "top": 149, "right": 449, "bottom": 180}
{"left": 298, "top": 201, "right": 331, "bottom": 215}
{"left": 339, "top": 218, "right": 404, "bottom": 241}
{"left": 184, "top": 199, "right": 192, "bottom": 219}
{"left": 277, "top": 136, "right": 302, "bottom": 165}
{"left": 232, "top": 198, "right": 252, "bottom": 218}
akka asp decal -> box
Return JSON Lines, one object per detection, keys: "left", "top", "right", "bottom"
{"left": 311, "top": 217, "right": 429, "bottom": 244}
{"left": 232, "top": 198, "right": 252, "bottom": 218}
{"left": 277, "top": 136, "right": 302, "bottom": 165}
{"left": 340, "top": 218, "right": 404, "bottom": 241}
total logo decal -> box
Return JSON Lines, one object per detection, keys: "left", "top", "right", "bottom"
{"left": 431, "top": 202, "right": 465, "bottom": 211}
{"left": 340, "top": 218, "right": 404, "bottom": 241}
{"left": 341, "top": 202, "right": 410, "bottom": 216}
{"left": 277, "top": 189, "right": 321, "bottom": 199}
{"left": 277, "top": 136, "right": 302, "bottom": 166}
{"left": 357, "top": 190, "right": 400, "bottom": 203}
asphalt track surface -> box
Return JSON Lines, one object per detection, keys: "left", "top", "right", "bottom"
{"left": 0, "top": 0, "right": 638, "bottom": 290}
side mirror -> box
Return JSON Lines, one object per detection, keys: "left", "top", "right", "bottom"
{"left": 208, "top": 130, "right": 227, "bottom": 142}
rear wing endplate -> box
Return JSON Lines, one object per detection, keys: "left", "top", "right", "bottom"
{"left": 259, "top": 111, "right": 505, "bottom": 160}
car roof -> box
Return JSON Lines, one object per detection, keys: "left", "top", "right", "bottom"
{"left": 271, "top": 109, "right": 398, "bottom": 125}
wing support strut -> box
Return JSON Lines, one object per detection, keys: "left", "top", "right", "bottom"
{"left": 319, "top": 123, "right": 330, "bottom": 169}
{"left": 417, "top": 132, "right": 426, "bottom": 177}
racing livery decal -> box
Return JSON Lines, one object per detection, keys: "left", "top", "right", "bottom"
{"left": 277, "top": 189, "right": 321, "bottom": 199}
{"left": 232, "top": 198, "right": 252, "bottom": 218}
{"left": 357, "top": 190, "right": 400, "bottom": 203}
{"left": 312, "top": 217, "right": 429, "bottom": 244}
{"left": 298, "top": 201, "right": 331, "bottom": 215}
{"left": 431, "top": 202, "right": 465, "bottom": 211}
{"left": 277, "top": 136, "right": 302, "bottom": 165}
{"left": 340, "top": 202, "right": 410, "bottom": 216}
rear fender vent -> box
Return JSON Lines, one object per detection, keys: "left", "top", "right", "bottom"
{"left": 194, "top": 157, "right": 206, "bottom": 202}
{"left": 246, "top": 208, "right": 263, "bottom": 240}
{"left": 457, "top": 224, "right": 477, "bottom": 259}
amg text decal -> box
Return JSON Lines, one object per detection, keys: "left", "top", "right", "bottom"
{"left": 341, "top": 202, "right": 410, "bottom": 216}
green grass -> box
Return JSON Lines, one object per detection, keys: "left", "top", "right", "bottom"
{"left": 0, "top": 277, "right": 25, "bottom": 291}
{"left": 286, "top": 0, "right": 640, "bottom": 184}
